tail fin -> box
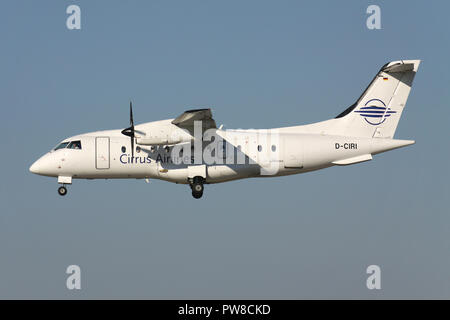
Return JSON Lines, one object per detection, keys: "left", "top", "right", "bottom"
{"left": 335, "top": 60, "right": 420, "bottom": 138}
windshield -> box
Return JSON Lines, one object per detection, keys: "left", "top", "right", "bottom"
{"left": 67, "top": 140, "right": 82, "bottom": 149}
{"left": 54, "top": 142, "right": 69, "bottom": 150}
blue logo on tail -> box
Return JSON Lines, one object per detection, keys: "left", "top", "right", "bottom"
{"left": 354, "top": 99, "right": 396, "bottom": 125}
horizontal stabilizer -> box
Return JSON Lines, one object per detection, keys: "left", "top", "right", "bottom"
{"left": 382, "top": 62, "right": 414, "bottom": 73}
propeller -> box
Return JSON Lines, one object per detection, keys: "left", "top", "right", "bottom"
{"left": 121, "top": 101, "right": 135, "bottom": 157}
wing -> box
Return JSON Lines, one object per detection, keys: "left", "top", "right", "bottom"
{"left": 171, "top": 108, "right": 217, "bottom": 132}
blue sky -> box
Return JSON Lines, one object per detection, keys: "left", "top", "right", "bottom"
{"left": 0, "top": 0, "right": 449, "bottom": 298}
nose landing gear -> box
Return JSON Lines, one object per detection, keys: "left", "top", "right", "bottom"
{"left": 57, "top": 176, "right": 72, "bottom": 197}
{"left": 190, "top": 176, "right": 205, "bottom": 199}
{"left": 58, "top": 185, "right": 67, "bottom": 196}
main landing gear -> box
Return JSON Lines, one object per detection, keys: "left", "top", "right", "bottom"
{"left": 190, "top": 176, "right": 205, "bottom": 199}
{"left": 58, "top": 185, "right": 67, "bottom": 196}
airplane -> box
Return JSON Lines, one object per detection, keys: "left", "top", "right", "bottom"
{"left": 29, "top": 59, "right": 420, "bottom": 199}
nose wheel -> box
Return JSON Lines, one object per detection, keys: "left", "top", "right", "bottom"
{"left": 190, "top": 176, "right": 205, "bottom": 199}
{"left": 58, "top": 186, "right": 67, "bottom": 196}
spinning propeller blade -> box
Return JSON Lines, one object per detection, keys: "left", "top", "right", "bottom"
{"left": 121, "top": 101, "right": 135, "bottom": 157}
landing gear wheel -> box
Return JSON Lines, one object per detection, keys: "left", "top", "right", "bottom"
{"left": 192, "top": 184, "right": 204, "bottom": 199}
{"left": 190, "top": 176, "right": 204, "bottom": 199}
{"left": 192, "top": 188, "right": 203, "bottom": 199}
{"left": 58, "top": 186, "right": 67, "bottom": 196}
{"left": 193, "top": 183, "right": 203, "bottom": 193}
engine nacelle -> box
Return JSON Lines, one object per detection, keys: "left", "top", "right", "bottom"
{"left": 136, "top": 127, "right": 193, "bottom": 146}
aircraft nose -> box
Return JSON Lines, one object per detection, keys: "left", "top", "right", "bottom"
{"left": 29, "top": 159, "right": 41, "bottom": 174}
{"left": 29, "top": 153, "right": 59, "bottom": 177}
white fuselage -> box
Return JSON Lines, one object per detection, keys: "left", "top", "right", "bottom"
{"left": 29, "top": 118, "right": 414, "bottom": 185}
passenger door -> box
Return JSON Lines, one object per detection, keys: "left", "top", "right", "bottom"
{"left": 95, "top": 137, "right": 110, "bottom": 169}
{"left": 283, "top": 135, "right": 303, "bottom": 168}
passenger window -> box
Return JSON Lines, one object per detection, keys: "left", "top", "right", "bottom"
{"left": 121, "top": 146, "right": 126, "bottom": 153}
{"left": 257, "top": 145, "right": 262, "bottom": 152}
{"left": 271, "top": 145, "right": 276, "bottom": 152}
{"left": 68, "top": 140, "right": 82, "bottom": 150}
{"left": 54, "top": 142, "right": 69, "bottom": 150}
{"left": 136, "top": 146, "right": 141, "bottom": 153}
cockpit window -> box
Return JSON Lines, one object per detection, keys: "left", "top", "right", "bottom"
{"left": 68, "top": 140, "right": 82, "bottom": 150}
{"left": 54, "top": 142, "right": 69, "bottom": 150}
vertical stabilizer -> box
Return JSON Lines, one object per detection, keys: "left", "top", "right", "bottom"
{"left": 334, "top": 60, "right": 420, "bottom": 138}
